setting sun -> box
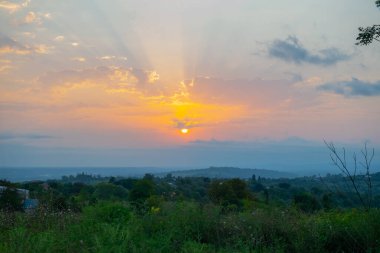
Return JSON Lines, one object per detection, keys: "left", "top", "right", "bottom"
{"left": 180, "top": 128, "right": 189, "bottom": 134}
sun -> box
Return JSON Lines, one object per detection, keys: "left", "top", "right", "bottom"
{"left": 180, "top": 128, "right": 189, "bottom": 134}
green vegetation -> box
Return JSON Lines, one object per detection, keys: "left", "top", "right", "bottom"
{"left": 1, "top": 172, "right": 380, "bottom": 252}
{"left": 356, "top": 1, "right": 380, "bottom": 46}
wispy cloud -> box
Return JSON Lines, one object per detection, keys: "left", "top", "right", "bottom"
{"left": 23, "top": 11, "right": 36, "bottom": 23}
{"left": 97, "top": 55, "right": 127, "bottom": 61}
{"left": 54, "top": 35, "right": 65, "bottom": 42}
{"left": 0, "top": 33, "right": 30, "bottom": 55}
{"left": 0, "top": 0, "right": 30, "bottom": 13}
{"left": 0, "top": 64, "right": 12, "bottom": 73}
{"left": 33, "top": 44, "right": 52, "bottom": 54}
{"left": 72, "top": 57, "right": 86, "bottom": 62}
{"left": 19, "top": 11, "right": 51, "bottom": 25}
{"left": 0, "top": 33, "right": 52, "bottom": 55}
{"left": 182, "top": 76, "right": 314, "bottom": 108}
{"left": 172, "top": 118, "right": 200, "bottom": 129}
{"left": 37, "top": 66, "right": 166, "bottom": 99}
{"left": 0, "top": 132, "right": 54, "bottom": 140}
{"left": 268, "top": 36, "right": 350, "bottom": 66}
{"left": 318, "top": 78, "right": 380, "bottom": 97}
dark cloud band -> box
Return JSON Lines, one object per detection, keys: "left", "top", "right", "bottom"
{"left": 318, "top": 78, "right": 380, "bottom": 97}
{"left": 268, "top": 36, "right": 350, "bottom": 66}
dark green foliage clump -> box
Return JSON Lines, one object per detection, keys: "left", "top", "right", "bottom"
{"left": 93, "top": 183, "right": 128, "bottom": 200}
{"left": 0, "top": 187, "right": 23, "bottom": 212}
{"left": 208, "top": 178, "right": 252, "bottom": 208}
{"left": 293, "top": 193, "right": 321, "bottom": 213}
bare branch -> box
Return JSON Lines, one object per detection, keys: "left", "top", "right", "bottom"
{"left": 324, "top": 141, "right": 371, "bottom": 210}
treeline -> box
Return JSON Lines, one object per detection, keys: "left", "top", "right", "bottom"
{"left": 3, "top": 171, "right": 380, "bottom": 212}
{"left": 1, "top": 173, "right": 380, "bottom": 252}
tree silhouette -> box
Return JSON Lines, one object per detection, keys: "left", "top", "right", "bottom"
{"left": 356, "top": 1, "right": 380, "bottom": 45}
{"left": 325, "top": 141, "right": 374, "bottom": 211}
{"left": 208, "top": 179, "right": 251, "bottom": 207}
{"left": 0, "top": 187, "right": 23, "bottom": 212}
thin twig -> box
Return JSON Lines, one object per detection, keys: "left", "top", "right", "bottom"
{"left": 324, "top": 141, "right": 369, "bottom": 210}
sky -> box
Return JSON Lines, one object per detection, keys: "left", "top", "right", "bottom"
{"left": 0, "top": 0, "right": 379, "bottom": 173}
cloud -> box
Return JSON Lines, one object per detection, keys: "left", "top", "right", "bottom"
{"left": 38, "top": 66, "right": 166, "bottom": 98}
{"left": 318, "top": 78, "right": 380, "bottom": 97}
{"left": 172, "top": 118, "right": 200, "bottom": 129}
{"left": 189, "top": 137, "right": 318, "bottom": 147}
{"left": 0, "top": 64, "right": 12, "bottom": 73}
{"left": 22, "top": 32, "right": 35, "bottom": 38}
{"left": 99, "top": 55, "right": 116, "bottom": 60}
{"left": 23, "top": 11, "right": 36, "bottom": 23}
{"left": 19, "top": 11, "right": 51, "bottom": 25}
{"left": 0, "top": 67, "right": 164, "bottom": 115}
{"left": 33, "top": 44, "right": 52, "bottom": 54}
{"left": 97, "top": 55, "right": 127, "bottom": 61}
{"left": 0, "top": 33, "right": 30, "bottom": 54}
{"left": 54, "top": 35, "right": 65, "bottom": 42}
{"left": 0, "top": 33, "right": 52, "bottom": 55}
{"left": 182, "top": 76, "right": 305, "bottom": 108}
{"left": 268, "top": 36, "right": 350, "bottom": 66}
{"left": 0, "top": 132, "right": 54, "bottom": 140}
{"left": 72, "top": 57, "right": 86, "bottom": 62}
{"left": 0, "top": 0, "right": 30, "bottom": 13}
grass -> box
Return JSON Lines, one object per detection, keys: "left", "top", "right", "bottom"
{"left": 1, "top": 201, "right": 380, "bottom": 252}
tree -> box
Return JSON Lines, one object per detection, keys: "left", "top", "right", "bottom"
{"left": 324, "top": 141, "right": 374, "bottom": 210}
{"left": 0, "top": 187, "right": 23, "bottom": 212}
{"left": 208, "top": 179, "right": 252, "bottom": 207}
{"left": 356, "top": 1, "right": 380, "bottom": 45}
{"left": 293, "top": 192, "right": 321, "bottom": 213}
{"left": 114, "top": 178, "right": 138, "bottom": 190}
{"left": 93, "top": 183, "right": 128, "bottom": 200}
{"left": 128, "top": 179, "right": 154, "bottom": 203}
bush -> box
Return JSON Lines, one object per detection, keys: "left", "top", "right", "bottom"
{"left": 83, "top": 202, "right": 131, "bottom": 224}
{"left": 0, "top": 188, "right": 23, "bottom": 212}
{"left": 129, "top": 179, "right": 154, "bottom": 203}
{"left": 208, "top": 179, "right": 252, "bottom": 208}
{"left": 93, "top": 183, "right": 128, "bottom": 200}
{"left": 293, "top": 193, "right": 321, "bottom": 213}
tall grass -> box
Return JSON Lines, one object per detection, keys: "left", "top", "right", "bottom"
{"left": 1, "top": 202, "right": 380, "bottom": 252}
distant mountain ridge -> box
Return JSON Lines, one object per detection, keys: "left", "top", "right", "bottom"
{"left": 158, "top": 167, "right": 296, "bottom": 179}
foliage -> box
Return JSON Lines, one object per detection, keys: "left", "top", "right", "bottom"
{"left": 293, "top": 193, "right": 321, "bottom": 213}
{"left": 356, "top": 1, "right": 380, "bottom": 45}
{"left": 93, "top": 183, "right": 128, "bottom": 200}
{"left": 128, "top": 179, "right": 154, "bottom": 203}
{"left": 1, "top": 201, "right": 380, "bottom": 252}
{"left": 1, "top": 171, "right": 380, "bottom": 252}
{"left": 0, "top": 187, "right": 23, "bottom": 212}
{"left": 208, "top": 178, "right": 252, "bottom": 208}
{"left": 82, "top": 202, "right": 131, "bottom": 224}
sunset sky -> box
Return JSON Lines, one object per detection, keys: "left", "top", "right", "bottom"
{"left": 0, "top": 0, "right": 379, "bottom": 171}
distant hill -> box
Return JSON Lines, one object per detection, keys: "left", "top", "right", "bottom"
{"left": 0, "top": 167, "right": 173, "bottom": 182}
{"left": 157, "top": 167, "right": 296, "bottom": 179}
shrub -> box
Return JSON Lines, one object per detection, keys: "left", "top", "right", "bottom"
{"left": 0, "top": 187, "right": 23, "bottom": 212}
{"left": 93, "top": 183, "right": 128, "bottom": 200}
{"left": 293, "top": 193, "right": 321, "bottom": 213}
{"left": 83, "top": 202, "right": 131, "bottom": 224}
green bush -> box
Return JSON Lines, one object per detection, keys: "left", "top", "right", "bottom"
{"left": 93, "top": 183, "right": 128, "bottom": 200}
{"left": 0, "top": 188, "right": 23, "bottom": 212}
{"left": 82, "top": 202, "right": 131, "bottom": 224}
